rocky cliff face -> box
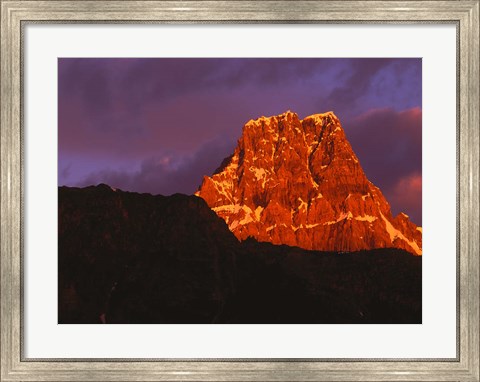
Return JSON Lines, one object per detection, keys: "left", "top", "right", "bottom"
{"left": 196, "top": 111, "right": 422, "bottom": 255}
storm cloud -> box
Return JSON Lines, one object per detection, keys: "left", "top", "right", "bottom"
{"left": 59, "top": 58, "right": 422, "bottom": 225}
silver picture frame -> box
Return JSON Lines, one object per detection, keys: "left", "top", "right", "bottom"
{"left": 1, "top": 1, "right": 479, "bottom": 380}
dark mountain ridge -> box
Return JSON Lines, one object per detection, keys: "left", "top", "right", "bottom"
{"left": 59, "top": 184, "right": 421, "bottom": 324}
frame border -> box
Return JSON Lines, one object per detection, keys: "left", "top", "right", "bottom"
{"left": 19, "top": 17, "right": 460, "bottom": 364}
{"left": 1, "top": 1, "right": 479, "bottom": 381}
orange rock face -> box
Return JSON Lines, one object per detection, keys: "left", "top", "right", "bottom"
{"left": 195, "top": 111, "right": 422, "bottom": 255}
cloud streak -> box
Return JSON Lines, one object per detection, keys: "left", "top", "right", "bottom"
{"left": 77, "top": 137, "right": 236, "bottom": 196}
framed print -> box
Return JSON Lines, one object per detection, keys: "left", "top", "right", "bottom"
{"left": 1, "top": 1, "right": 479, "bottom": 381}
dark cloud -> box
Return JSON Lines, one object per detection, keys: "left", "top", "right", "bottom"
{"left": 59, "top": 58, "right": 336, "bottom": 121}
{"left": 318, "top": 58, "right": 421, "bottom": 120}
{"left": 77, "top": 137, "right": 236, "bottom": 196}
{"left": 59, "top": 58, "right": 419, "bottom": 158}
{"left": 346, "top": 107, "right": 422, "bottom": 224}
{"left": 59, "top": 58, "right": 422, "bottom": 223}
{"left": 326, "top": 59, "right": 395, "bottom": 112}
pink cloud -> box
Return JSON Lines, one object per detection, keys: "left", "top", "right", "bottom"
{"left": 389, "top": 173, "right": 422, "bottom": 225}
{"left": 346, "top": 107, "right": 422, "bottom": 225}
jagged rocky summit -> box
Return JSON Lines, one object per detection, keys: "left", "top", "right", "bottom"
{"left": 196, "top": 111, "right": 422, "bottom": 255}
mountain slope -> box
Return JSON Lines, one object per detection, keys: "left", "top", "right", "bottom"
{"left": 59, "top": 184, "right": 237, "bottom": 323}
{"left": 58, "top": 185, "right": 421, "bottom": 324}
{"left": 196, "top": 111, "right": 422, "bottom": 255}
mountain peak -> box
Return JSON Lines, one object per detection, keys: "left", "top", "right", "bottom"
{"left": 245, "top": 110, "right": 300, "bottom": 127}
{"left": 305, "top": 110, "right": 338, "bottom": 119}
{"left": 196, "top": 111, "right": 422, "bottom": 255}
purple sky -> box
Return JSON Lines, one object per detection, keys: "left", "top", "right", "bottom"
{"left": 58, "top": 58, "right": 422, "bottom": 225}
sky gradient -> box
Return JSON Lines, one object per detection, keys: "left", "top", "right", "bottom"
{"left": 58, "top": 58, "right": 422, "bottom": 225}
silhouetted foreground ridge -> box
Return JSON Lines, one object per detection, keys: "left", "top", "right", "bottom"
{"left": 59, "top": 185, "right": 421, "bottom": 324}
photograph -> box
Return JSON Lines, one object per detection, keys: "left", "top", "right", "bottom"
{"left": 3, "top": 1, "right": 477, "bottom": 379}
{"left": 58, "top": 58, "right": 422, "bottom": 324}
